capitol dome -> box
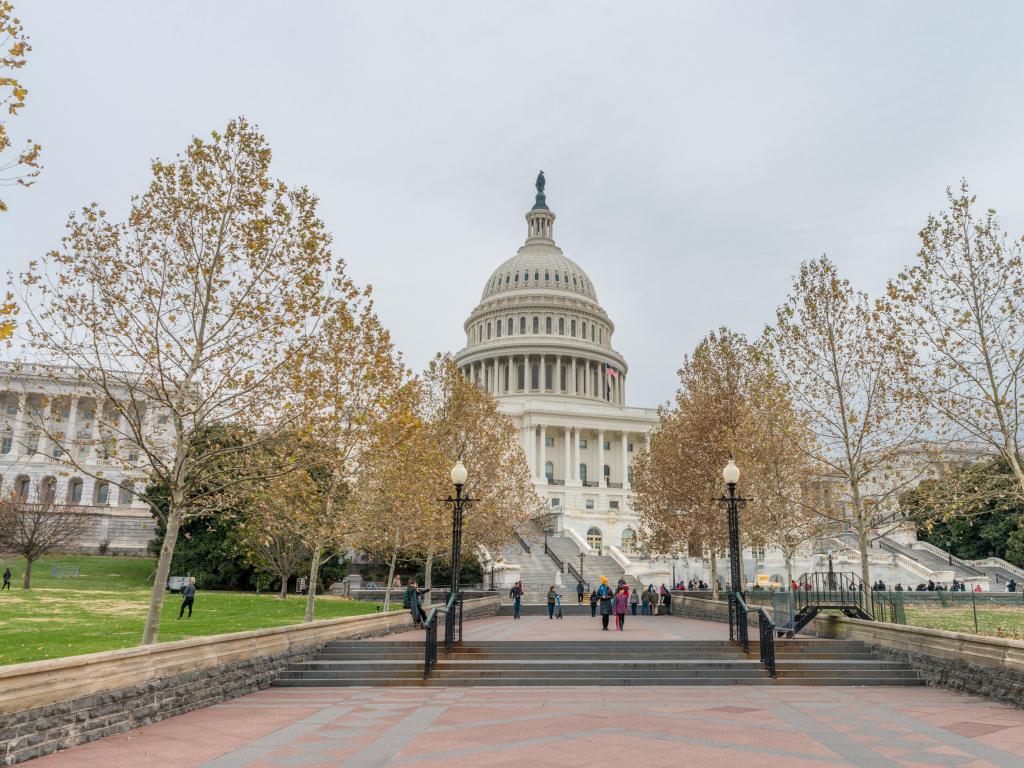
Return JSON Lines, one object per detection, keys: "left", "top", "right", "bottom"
{"left": 455, "top": 173, "right": 629, "bottom": 407}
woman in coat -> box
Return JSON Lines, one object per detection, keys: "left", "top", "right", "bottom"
{"left": 597, "top": 576, "right": 614, "bottom": 630}
{"left": 629, "top": 586, "right": 639, "bottom": 616}
{"left": 613, "top": 585, "right": 630, "bottom": 630}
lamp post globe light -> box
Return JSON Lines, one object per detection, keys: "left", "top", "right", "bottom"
{"left": 443, "top": 460, "right": 474, "bottom": 649}
{"left": 719, "top": 459, "right": 748, "bottom": 649}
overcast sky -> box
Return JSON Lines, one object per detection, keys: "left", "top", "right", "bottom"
{"left": 3, "top": 1, "right": 1023, "bottom": 407}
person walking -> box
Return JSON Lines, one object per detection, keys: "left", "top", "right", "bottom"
{"left": 614, "top": 585, "right": 629, "bottom": 630}
{"left": 2, "top": 567, "right": 10, "bottom": 591}
{"left": 576, "top": 580, "right": 585, "bottom": 604}
{"left": 629, "top": 585, "right": 639, "bottom": 616}
{"left": 178, "top": 577, "right": 197, "bottom": 619}
{"left": 509, "top": 581, "right": 524, "bottom": 620}
{"left": 597, "top": 576, "right": 614, "bottom": 630}
{"left": 406, "top": 579, "right": 429, "bottom": 626}
{"left": 659, "top": 584, "right": 671, "bottom": 616}
{"left": 589, "top": 588, "right": 598, "bottom": 617}
{"left": 547, "top": 585, "right": 558, "bottom": 619}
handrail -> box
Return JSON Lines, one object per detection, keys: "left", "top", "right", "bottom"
{"left": 442, "top": 590, "right": 461, "bottom": 654}
{"left": 735, "top": 592, "right": 777, "bottom": 678}
{"left": 423, "top": 606, "right": 439, "bottom": 679}
{"left": 515, "top": 531, "right": 532, "bottom": 554}
{"left": 544, "top": 541, "right": 589, "bottom": 591}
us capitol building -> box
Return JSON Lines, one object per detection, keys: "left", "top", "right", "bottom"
{"left": 454, "top": 174, "right": 658, "bottom": 563}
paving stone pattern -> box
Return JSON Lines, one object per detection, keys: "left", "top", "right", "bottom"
{"left": 25, "top": 685, "right": 1024, "bottom": 767}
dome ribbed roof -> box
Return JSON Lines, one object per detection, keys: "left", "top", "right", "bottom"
{"left": 480, "top": 243, "right": 598, "bottom": 303}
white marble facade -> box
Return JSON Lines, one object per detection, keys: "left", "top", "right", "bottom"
{"left": 0, "top": 363, "right": 160, "bottom": 552}
{"left": 453, "top": 177, "right": 658, "bottom": 553}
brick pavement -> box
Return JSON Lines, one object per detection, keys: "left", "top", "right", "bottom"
{"left": 26, "top": 684, "right": 1024, "bottom": 767}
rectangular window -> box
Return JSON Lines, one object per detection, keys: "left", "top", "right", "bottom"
{"left": 544, "top": 365, "right": 552, "bottom": 389}
{"left": 157, "top": 414, "right": 170, "bottom": 425}
{"left": 0, "top": 436, "right": 10, "bottom": 454}
{"left": 520, "top": 317, "right": 526, "bottom": 334}
{"left": 531, "top": 365, "right": 539, "bottom": 389}
{"left": 507, "top": 318, "right": 513, "bottom": 335}
{"left": 585, "top": 498, "right": 595, "bottom": 510}
{"left": 628, "top": 442, "right": 634, "bottom": 452}
{"left": 128, "top": 449, "right": 140, "bottom": 462}
{"left": 533, "top": 316, "right": 539, "bottom": 333}
{"left": 581, "top": 321, "right": 587, "bottom": 339}
{"left": 496, "top": 322, "right": 502, "bottom": 337}
{"left": 570, "top": 319, "right": 576, "bottom": 336}
{"left": 5, "top": 405, "right": 16, "bottom": 416}
{"left": 544, "top": 437, "right": 554, "bottom": 447}
{"left": 486, "top": 322, "right": 491, "bottom": 340}
{"left": 545, "top": 317, "right": 552, "bottom": 334}
{"left": 119, "top": 485, "right": 133, "bottom": 505}
{"left": 603, "top": 441, "right": 610, "bottom": 450}
{"left": 550, "top": 497, "right": 560, "bottom": 508}
{"left": 591, "top": 326, "right": 596, "bottom": 342}
{"left": 51, "top": 446, "right": 61, "bottom": 458}
{"left": 558, "top": 318, "right": 564, "bottom": 335}
{"left": 609, "top": 500, "right": 620, "bottom": 510}
{"left": 27, "top": 436, "right": 39, "bottom": 455}
{"left": 96, "top": 483, "right": 109, "bottom": 505}
{"left": 579, "top": 439, "right": 588, "bottom": 449}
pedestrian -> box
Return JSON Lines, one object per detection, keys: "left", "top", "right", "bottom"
{"left": 407, "top": 579, "right": 429, "bottom": 626}
{"left": 659, "top": 584, "right": 671, "bottom": 616}
{"left": 509, "top": 581, "right": 524, "bottom": 620}
{"left": 178, "top": 577, "right": 196, "bottom": 619}
{"left": 589, "top": 588, "right": 598, "bottom": 617}
{"left": 2, "top": 567, "right": 10, "bottom": 591}
{"left": 597, "top": 576, "right": 614, "bottom": 630}
{"left": 629, "top": 585, "right": 639, "bottom": 616}
{"left": 974, "top": 584, "right": 983, "bottom": 593}
{"left": 577, "top": 580, "right": 585, "bottom": 604}
{"left": 640, "top": 585, "right": 650, "bottom": 615}
{"left": 547, "top": 585, "right": 558, "bottom": 619}
{"left": 614, "top": 585, "right": 629, "bottom": 630}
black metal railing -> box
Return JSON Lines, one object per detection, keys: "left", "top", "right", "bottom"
{"left": 423, "top": 606, "right": 439, "bottom": 679}
{"left": 442, "top": 590, "right": 462, "bottom": 654}
{"left": 582, "top": 480, "right": 599, "bottom": 487}
{"left": 547, "top": 478, "right": 565, "bottom": 486}
{"left": 515, "top": 531, "right": 532, "bottom": 554}
{"left": 793, "top": 571, "right": 876, "bottom": 619}
{"left": 735, "top": 592, "right": 776, "bottom": 678}
{"left": 544, "top": 541, "right": 589, "bottom": 591}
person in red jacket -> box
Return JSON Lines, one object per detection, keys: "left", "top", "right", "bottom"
{"left": 613, "top": 585, "right": 630, "bottom": 630}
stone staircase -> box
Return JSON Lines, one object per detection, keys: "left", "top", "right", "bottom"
{"left": 273, "top": 639, "right": 922, "bottom": 687}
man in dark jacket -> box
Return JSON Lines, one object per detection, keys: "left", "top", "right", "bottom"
{"left": 576, "top": 580, "right": 585, "bottom": 604}
{"left": 407, "top": 580, "right": 429, "bottom": 626}
{"left": 509, "top": 581, "right": 524, "bottom": 619}
{"left": 2, "top": 567, "right": 11, "bottom": 591}
{"left": 178, "top": 577, "right": 196, "bottom": 619}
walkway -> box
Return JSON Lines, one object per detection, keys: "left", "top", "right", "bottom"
{"left": 28, "top": 685, "right": 1024, "bottom": 767}
{"left": 380, "top": 614, "right": 727, "bottom": 642}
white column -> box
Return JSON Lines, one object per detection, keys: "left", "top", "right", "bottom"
{"left": 12, "top": 392, "right": 28, "bottom": 456}
{"left": 64, "top": 396, "right": 79, "bottom": 462}
{"left": 539, "top": 425, "right": 547, "bottom": 481}
{"left": 621, "top": 431, "right": 629, "bottom": 489}
{"left": 563, "top": 427, "right": 571, "bottom": 483}
{"left": 572, "top": 428, "right": 580, "bottom": 483}
{"left": 40, "top": 397, "right": 54, "bottom": 457}
{"left": 523, "top": 424, "right": 534, "bottom": 475}
{"left": 598, "top": 429, "right": 605, "bottom": 487}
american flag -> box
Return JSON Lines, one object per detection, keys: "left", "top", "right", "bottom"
{"left": 605, "top": 364, "right": 619, "bottom": 379}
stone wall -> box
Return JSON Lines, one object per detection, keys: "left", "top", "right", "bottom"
{"left": 812, "top": 614, "right": 1024, "bottom": 707}
{"left": 0, "top": 596, "right": 500, "bottom": 766}
{"left": 669, "top": 591, "right": 731, "bottom": 622}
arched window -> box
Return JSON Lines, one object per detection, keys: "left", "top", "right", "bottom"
{"left": 621, "top": 528, "right": 636, "bottom": 552}
{"left": 587, "top": 527, "right": 603, "bottom": 551}
{"left": 517, "top": 365, "right": 525, "bottom": 390}
{"left": 627, "top": 466, "right": 634, "bottom": 485}
{"left": 14, "top": 474, "right": 30, "bottom": 501}
{"left": 39, "top": 476, "right": 57, "bottom": 503}
{"left": 579, "top": 464, "right": 588, "bottom": 484}
{"left": 534, "top": 271, "right": 539, "bottom": 281}
{"left": 591, "top": 325, "right": 596, "bottom": 342}
{"left": 94, "top": 481, "right": 110, "bottom": 506}
{"left": 496, "top": 321, "right": 502, "bottom": 338}
{"left": 581, "top": 321, "right": 587, "bottom": 339}
{"left": 520, "top": 317, "right": 526, "bottom": 335}
{"left": 533, "top": 316, "right": 539, "bottom": 334}
{"left": 558, "top": 318, "right": 565, "bottom": 335}
{"left": 545, "top": 317, "right": 552, "bottom": 334}
{"left": 544, "top": 271, "right": 550, "bottom": 281}
{"left": 514, "top": 273, "right": 519, "bottom": 283}
{"left": 599, "top": 327, "right": 603, "bottom": 344}
{"left": 570, "top": 319, "right": 576, "bottom": 337}
{"left": 67, "top": 478, "right": 83, "bottom": 504}
{"left": 544, "top": 364, "right": 552, "bottom": 390}
{"left": 530, "top": 364, "right": 539, "bottom": 390}
{"left": 507, "top": 318, "right": 513, "bottom": 335}
{"left": 545, "top": 461, "right": 554, "bottom": 481}
{"left": 486, "top": 322, "right": 492, "bottom": 340}
{"left": 119, "top": 482, "right": 135, "bottom": 505}
{"left": 573, "top": 276, "right": 577, "bottom": 286}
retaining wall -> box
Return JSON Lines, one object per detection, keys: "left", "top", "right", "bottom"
{"left": 0, "top": 596, "right": 500, "bottom": 766}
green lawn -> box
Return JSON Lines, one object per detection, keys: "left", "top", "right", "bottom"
{"left": 0, "top": 554, "right": 399, "bottom": 665}
{"left": 904, "top": 606, "right": 1024, "bottom": 639}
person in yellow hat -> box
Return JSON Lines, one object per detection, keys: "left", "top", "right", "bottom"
{"left": 596, "top": 576, "right": 613, "bottom": 630}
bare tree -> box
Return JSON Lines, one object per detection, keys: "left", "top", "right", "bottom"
{"left": 15, "top": 118, "right": 336, "bottom": 643}
{"left": 0, "top": 497, "right": 90, "bottom": 588}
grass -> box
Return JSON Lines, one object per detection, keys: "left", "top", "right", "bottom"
{"left": 904, "top": 605, "right": 1024, "bottom": 639}
{"left": 0, "top": 554, "right": 399, "bottom": 665}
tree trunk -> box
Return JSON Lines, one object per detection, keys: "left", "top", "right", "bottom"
{"left": 304, "top": 544, "right": 321, "bottom": 623}
{"left": 278, "top": 573, "right": 288, "bottom": 599}
{"left": 383, "top": 547, "right": 399, "bottom": 612}
{"left": 709, "top": 550, "right": 719, "bottom": 600}
{"left": 142, "top": 507, "right": 182, "bottom": 644}
{"left": 784, "top": 549, "right": 794, "bottom": 587}
{"left": 423, "top": 546, "right": 434, "bottom": 607}
{"left": 22, "top": 557, "right": 33, "bottom": 589}
{"left": 849, "top": 479, "right": 871, "bottom": 587}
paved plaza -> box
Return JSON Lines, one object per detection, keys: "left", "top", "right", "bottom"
{"left": 27, "top": 683, "right": 1024, "bottom": 768}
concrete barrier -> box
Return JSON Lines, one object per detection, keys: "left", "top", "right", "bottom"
{"left": 0, "top": 596, "right": 500, "bottom": 766}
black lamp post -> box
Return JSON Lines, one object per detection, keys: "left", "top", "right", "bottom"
{"left": 718, "top": 459, "right": 748, "bottom": 648}
{"left": 827, "top": 548, "right": 835, "bottom": 590}
{"left": 442, "top": 460, "right": 474, "bottom": 648}
{"left": 579, "top": 552, "right": 585, "bottom": 586}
